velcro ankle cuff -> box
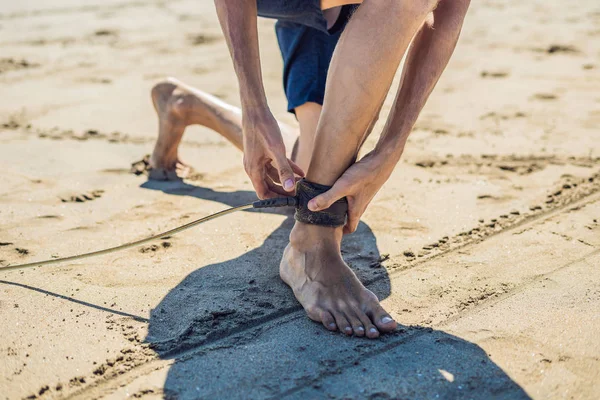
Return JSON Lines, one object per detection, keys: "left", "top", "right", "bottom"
{"left": 294, "top": 179, "right": 347, "bottom": 227}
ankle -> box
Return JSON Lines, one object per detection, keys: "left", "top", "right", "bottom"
{"left": 289, "top": 221, "right": 342, "bottom": 253}
{"left": 168, "top": 93, "right": 194, "bottom": 123}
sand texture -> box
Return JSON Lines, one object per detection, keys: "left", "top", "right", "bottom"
{"left": 1, "top": 0, "right": 599, "bottom": 399}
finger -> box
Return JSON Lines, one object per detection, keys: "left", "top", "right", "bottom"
{"left": 266, "top": 180, "right": 292, "bottom": 197}
{"left": 250, "top": 170, "right": 276, "bottom": 200}
{"left": 267, "top": 162, "right": 302, "bottom": 184}
{"left": 343, "top": 225, "right": 352, "bottom": 235}
{"left": 308, "top": 184, "right": 346, "bottom": 212}
{"left": 253, "top": 182, "right": 271, "bottom": 200}
{"left": 272, "top": 153, "right": 296, "bottom": 192}
{"left": 257, "top": 187, "right": 282, "bottom": 199}
{"left": 287, "top": 158, "right": 305, "bottom": 177}
{"left": 344, "top": 212, "right": 360, "bottom": 234}
{"left": 266, "top": 164, "right": 281, "bottom": 184}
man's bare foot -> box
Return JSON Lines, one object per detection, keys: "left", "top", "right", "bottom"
{"left": 149, "top": 79, "right": 216, "bottom": 181}
{"left": 280, "top": 222, "right": 397, "bottom": 338}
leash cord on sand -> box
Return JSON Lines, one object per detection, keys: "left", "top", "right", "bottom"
{"left": 1, "top": 197, "right": 297, "bottom": 272}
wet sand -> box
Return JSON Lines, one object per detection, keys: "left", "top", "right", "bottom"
{"left": 1, "top": 0, "right": 599, "bottom": 399}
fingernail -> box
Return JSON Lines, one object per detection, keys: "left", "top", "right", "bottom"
{"left": 284, "top": 179, "right": 294, "bottom": 191}
{"left": 381, "top": 316, "right": 393, "bottom": 324}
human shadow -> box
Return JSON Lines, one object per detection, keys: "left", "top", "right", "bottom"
{"left": 0, "top": 280, "right": 148, "bottom": 323}
{"left": 141, "top": 180, "right": 257, "bottom": 210}
{"left": 142, "top": 180, "right": 530, "bottom": 399}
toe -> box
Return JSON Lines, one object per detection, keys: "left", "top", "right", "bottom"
{"left": 320, "top": 310, "right": 337, "bottom": 332}
{"left": 365, "top": 296, "right": 397, "bottom": 333}
{"left": 346, "top": 312, "right": 365, "bottom": 337}
{"left": 332, "top": 312, "right": 353, "bottom": 336}
{"left": 356, "top": 310, "right": 379, "bottom": 339}
{"left": 371, "top": 304, "right": 397, "bottom": 332}
{"left": 354, "top": 325, "right": 366, "bottom": 337}
{"left": 366, "top": 326, "right": 380, "bottom": 339}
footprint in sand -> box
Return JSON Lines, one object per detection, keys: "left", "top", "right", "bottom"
{"left": 480, "top": 111, "right": 527, "bottom": 120}
{"left": 532, "top": 93, "right": 557, "bottom": 101}
{"left": 0, "top": 58, "right": 40, "bottom": 74}
{"left": 93, "top": 29, "right": 119, "bottom": 37}
{"left": 15, "top": 248, "right": 30, "bottom": 256}
{"left": 139, "top": 242, "right": 172, "bottom": 254}
{"left": 36, "top": 215, "right": 63, "bottom": 220}
{"left": 60, "top": 190, "right": 104, "bottom": 203}
{"left": 480, "top": 70, "right": 509, "bottom": 79}
{"left": 187, "top": 34, "right": 221, "bottom": 46}
{"left": 530, "top": 44, "right": 579, "bottom": 55}
{"left": 546, "top": 44, "right": 579, "bottom": 54}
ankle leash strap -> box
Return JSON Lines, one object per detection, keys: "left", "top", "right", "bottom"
{"left": 294, "top": 179, "right": 348, "bottom": 227}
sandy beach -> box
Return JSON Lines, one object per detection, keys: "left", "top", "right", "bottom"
{"left": 1, "top": 0, "right": 599, "bottom": 398}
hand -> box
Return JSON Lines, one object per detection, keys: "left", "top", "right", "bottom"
{"left": 242, "top": 109, "right": 304, "bottom": 199}
{"left": 307, "top": 151, "right": 395, "bottom": 234}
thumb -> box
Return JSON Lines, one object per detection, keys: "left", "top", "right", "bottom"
{"left": 272, "top": 153, "right": 296, "bottom": 192}
{"left": 308, "top": 183, "right": 346, "bottom": 212}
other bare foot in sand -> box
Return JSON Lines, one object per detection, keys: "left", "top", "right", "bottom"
{"left": 280, "top": 222, "right": 397, "bottom": 338}
{"left": 149, "top": 80, "right": 213, "bottom": 180}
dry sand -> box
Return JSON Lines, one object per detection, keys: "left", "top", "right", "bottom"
{"left": 1, "top": 0, "right": 599, "bottom": 399}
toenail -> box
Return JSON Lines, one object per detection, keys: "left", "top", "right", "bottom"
{"left": 329, "top": 323, "right": 336, "bottom": 329}
{"left": 356, "top": 327, "right": 364, "bottom": 332}
{"left": 381, "top": 316, "right": 393, "bottom": 324}
{"left": 369, "top": 328, "right": 378, "bottom": 334}
{"left": 345, "top": 327, "right": 352, "bottom": 333}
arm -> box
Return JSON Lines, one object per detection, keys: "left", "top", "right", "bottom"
{"left": 214, "top": 0, "right": 266, "bottom": 109}
{"left": 214, "top": 0, "right": 302, "bottom": 198}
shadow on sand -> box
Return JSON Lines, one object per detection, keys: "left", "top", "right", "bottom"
{"left": 139, "top": 179, "right": 529, "bottom": 399}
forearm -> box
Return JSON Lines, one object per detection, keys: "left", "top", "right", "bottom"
{"left": 374, "top": 0, "right": 470, "bottom": 164}
{"left": 214, "top": 0, "right": 268, "bottom": 110}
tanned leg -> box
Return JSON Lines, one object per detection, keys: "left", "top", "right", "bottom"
{"left": 149, "top": 77, "right": 300, "bottom": 179}
{"left": 293, "top": 102, "right": 322, "bottom": 171}
{"left": 280, "top": 0, "right": 456, "bottom": 339}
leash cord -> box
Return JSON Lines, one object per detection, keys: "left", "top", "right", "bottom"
{"left": 1, "top": 197, "right": 297, "bottom": 272}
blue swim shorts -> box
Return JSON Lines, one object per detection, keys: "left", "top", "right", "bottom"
{"left": 257, "top": 0, "right": 359, "bottom": 113}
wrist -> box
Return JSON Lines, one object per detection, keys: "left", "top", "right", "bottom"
{"left": 373, "top": 138, "right": 406, "bottom": 167}
{"left": 240, "top": 90, "right": 268, "bottom": 110}
{"left": 242, "top": 104, "right": 272, "bottom": 123}
{"left": 241, "top": 106, "right": 278, "bottom": 139}
{"left": 241, "top": 93, "right": 270, "bottom": 113}
{"left": 242, "top": 103, "right": 269, "bottom": 114}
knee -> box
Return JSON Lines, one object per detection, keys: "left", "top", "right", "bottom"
{"left": 433, "top": 0, "right": 470, "bottom": 22}
{"left": 437, "top": 0, "right": 471, "bottom": 15}
{"left": 368, "top": 0, "right": 439, "bottom": 19}
{"left": 409, "top": 0, "right": 441, "bottom": 15}
{"left": 406, "top": 0, "right": 471, "bottom": 17}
